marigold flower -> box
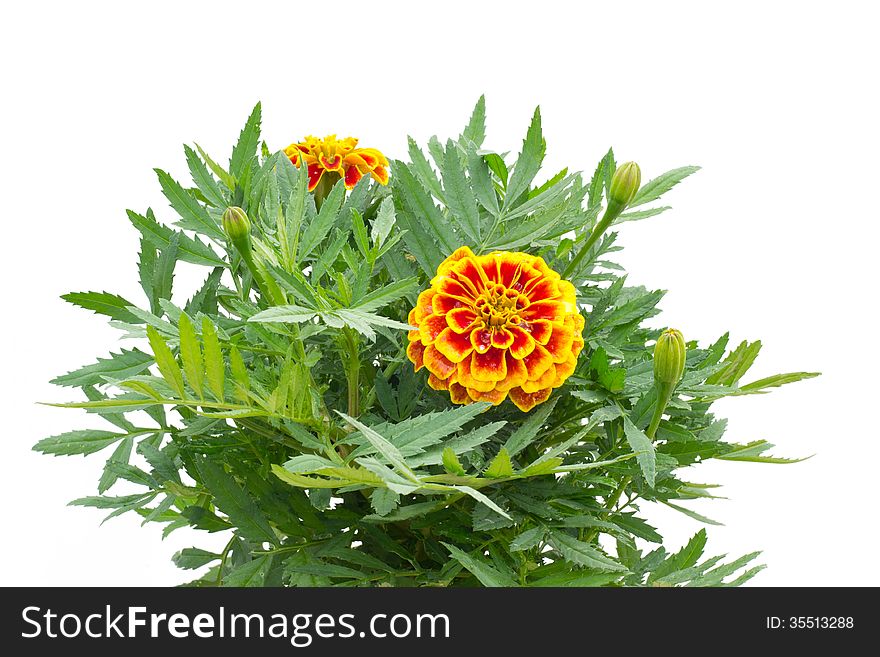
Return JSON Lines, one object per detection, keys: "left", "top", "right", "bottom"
{"left": 283, "top": 135, "right": 390, "bottom": 192}
{"left": 406, "top": 246, "right": 585, "bottom": 412}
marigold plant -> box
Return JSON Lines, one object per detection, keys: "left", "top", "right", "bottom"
{"left": 38, "top": 99, "right": 817, "bottom": 587}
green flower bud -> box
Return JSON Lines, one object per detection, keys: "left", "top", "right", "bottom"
{"left": 222, "top": 206, "right": 251, "bottom": 245}
{"left": 653, "top": 328, "right": 686, "bottom": 386}
{"left": 608, "top": 161, "right": 641, "bottom": 210}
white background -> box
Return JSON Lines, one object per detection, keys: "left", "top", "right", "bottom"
{"left": 1, "top": 1, "right": 877, "bottom": 586}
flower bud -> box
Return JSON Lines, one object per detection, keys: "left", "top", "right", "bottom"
{"left": 653, "top": 328, "right": 686, "bottom": 386}
{"left": 222, "top": 206, "right": 251, "bottom": 245}
{"left": 608, "top": 161, "right": 641, "bottom": 210}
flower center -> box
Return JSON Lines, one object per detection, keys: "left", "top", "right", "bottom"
{"left": 474, "top": 284, "right": 528, "bottom": 328}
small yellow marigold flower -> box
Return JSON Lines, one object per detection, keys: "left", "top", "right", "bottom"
{"left": 406, "top": 246, "right": 585, "bottom": 412}
{"left": 284, "top": 135, "right": 390, "bottom": 192}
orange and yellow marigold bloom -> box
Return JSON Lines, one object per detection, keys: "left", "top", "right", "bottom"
{"left": 406, "top": 246, "right": 585, "bottom": 412}
{"left": 284, "top": 135, "right": 390, "bottom": 192}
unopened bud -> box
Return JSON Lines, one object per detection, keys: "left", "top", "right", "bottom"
{"left": 653, "top": 328, "right": 686, "bottom": 386}
{"left": 608, "top": 161, "right": 641, "bottom": 210}
{"left": 222, "top": 206, "right": 251, "bottom": 245}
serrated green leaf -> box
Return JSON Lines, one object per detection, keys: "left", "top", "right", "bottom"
{"left": 548, "top": 531, "right": 627, "bottom": 572}
{"left": 146, "top": 325, "right": 185, "bottom": 398}
{"left": 61, "top": 291, "right": 141, "bottom": 324}
{"left": 630, "top": 165, "right": 700, "bottom": 208}
{"left": 442, "top": 447, "right": 466, "bottom": 476}
{"left": 51, "top": 349, "right": 153, "bottom": 388}
{"left": 622, "top": 414, "right": 656, "bottom": 488}
{"left": 201, "top": 317, "right": 224, "bottom": 401}
{"left": 442, "top": 542, "right": 517, "bottom": 587}
{"left": 503, "top": 107, "right": 544, "bottom": 208}
{"left": 484, "top": 448, "right": 514, "bottom": 478}
{"left": 229, "top": 102, "right": 261, "bottom": 182}
{"left": 127, "top": 209, "right": 225, "bottom": 267}
{"left": 196, "top": 457, "right": 276, "bottom": 545}
{"left": 441, "top": 138, "right": 480, "bottom": 243}
{"left": 155, "top": 169, "right": 223, "bottom": 240}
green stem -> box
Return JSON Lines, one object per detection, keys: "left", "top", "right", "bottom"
{"left": 562, "top": 203, "right": 623, "bottom": 279}
{"left": 585, "top": 384, "right": 673, "bottom": 543}
{"left": 215, "top": 534, "right": 238, "bottom": 586}
{"left": 342, "top": 328, "right": 360, "bottom": 417}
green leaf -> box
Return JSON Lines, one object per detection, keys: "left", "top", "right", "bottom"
{"left": 510, "top": 526, "right": 545, "bottom": 552}
{"left": 706, "top": 340, "right": 762, "bottom": 386}
{"left": 229, "top": 102, "right": 261, "bottom": 182}
{"left": 441, "top": 138, "right": 481, "bottom": 243}
{"left": 223, "top": 555, "right": 273, "bottom": 587}
{"left": 127, "top": 209, "right": 225, "bottom": 267}
{"left": 717, "top": 440, "right": 809, "bottom": 464}
{"left": 484, "top": 448, "right": 514, "bottom": 478}
{"left": 337, "top": 412, "right": 421, "bottom": 484}
{"left": 61, "top": 291, "right": 141, "bottom": 324}
{"left": 442, "top": 542, "right": 518, "bottom": 587}
{"left": 152, "top": 232, "right": 179, "bottom": 306}
{"left": 249, "top": 305, "right": 317, "bottom": 324}
{"left": 371, "top": 196, "right": 396, "bottom": 246}
{"left": 98, "top": 435, "right": 135, "bottom": 493}
{"left": 353, "top": 277, "right": 419, "bottom": 313}
{"left": 184, "top": 145, "right": 226, "bottom": 207}
{"left": 649, "top": 529, "right": 707, "bottom": 584}
{"left": 33, "top": 429, "right": 129, "bottom": 456}
{"left": 622, "top": 415, "right": 657, "bottom": 488}
{"left": 173, "top": 547, "right": 220, "bottom": 570}
{"left": 454, "top": 486, "right": 511, "bottom": 520}
{"left": 503, "top": 397, "right": 558, "bottom": 457}
{"left": 460, "top": 95, "right": 486, "bottom": 146}
{"left": 662, "top": 500, "right": 723, "bottom": 526}
{"left": 547, "top": 531, "right": 628, "bottom": 572}
{"left": 201, "top": 318, "right": 224, "bottom": 401}
{"left": 630, "top": 165, "right": 700, "bottom": 208}
{"left": 147, "top": 325, "right": 185, "bottom": 398}
{"left": 467, "top": 149, "right": 500, "bottom": 217}
{"left": 503, "top": 107, "right": 544, "bottom": 208}
{"left": 51, "top": 349, "right": 153, "bottom": 388}
{"left": 196, "top": 458, "right": 277, "bottom": 545}
{"left": 393, "top": 162, "right": 456, "bottom": 255}
{"left": 737, "top": 371, "right": 820, "bottom": 393}
{"left": 155, "top": 169, "right": 224, "bottom": 240}
{"left": 228, "top": 345, "right": 250, "bottom": 402}
{"left": 370, "top": 488, "right": 400, "bottom": 516}
{"left": 177, "top": 313, "right": 204, "bottom": 398}
{"left": 195, "top": 144, "right": 234, "bottom": 189}
{"left": 442, "top": 447, "right": 466, "bottom": 476}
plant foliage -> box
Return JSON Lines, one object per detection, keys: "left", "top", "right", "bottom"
{"left": 39, "top": 99, "right": 817, "bottom": 587}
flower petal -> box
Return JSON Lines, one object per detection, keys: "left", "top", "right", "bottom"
{"left": 427, "top": 373, "right": 450, "bottom": 390}
{"left": 432, "top": 291, "right": 468, "bottom": 315}
{"left": 495, "top": 353, "right": 529, "bottom": 392}
{"left": 343, "top": 164, "right": 363, "bottom": 189}
{"left": 419, "top": 314, "right": 448, "bottom": 345}
{"left": 446, "top": 307, "right": 478, "bottom": 333}
{"left": 469, "top": 326, "right": 493, "bottom": 354}
{"left": 470, "top": 348, "right": 508, "bottom": 382}
{"left": 466, "top": 387, "right": 507, "bottom": 405}
{"left": 370, "top": 165, "right": 389, "bottom": 185}
{"left": 553, "top": 352, "right": 578, "bottom": 385}
{"left": 456, "top": 360, "right": 496, "bottom": 392}
{"left": 423, "top": 345, "right": 456, "bottom": 380}
{"left": 319, "top": 154, "right": 343, "bottom": 172}
{"left": 508, "top": 325, "right": 536, "bottom": 359}
{"left": 449, "top": 381, "right": 472, "bottom": 405}
{"left": 508, "top": 386, "right": 553, "bottom": 412}
{"left": 307, "top": 164, "right": 324, "bottom": 192}
{"left": 521, "top": 343, "right": 554, "bottom": 380}
{"left": 452, "top": 257, "right": 488, "bottom": 294}
{"left": 524, "top": 319, "right": 553, "bottom": 345}
{"left": 521, "top": 299, "right": 567, "bottom": 323}
{"left": 521, "top": 363, "right": 557, "bottom": 392}
{"left": 434, "top": 328, "right": 474, "bottom": 363}
{"left": 437, "top": 246, "right": 476, "bottom": 277}
{"left": 406, "top": 341, "right": 425, "bottom": 371}
{"left": 544, "top": 322, "right": 575, "bottom": 364}
{"left": 491, "top": 327, "right": 515, "bottom": 349}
